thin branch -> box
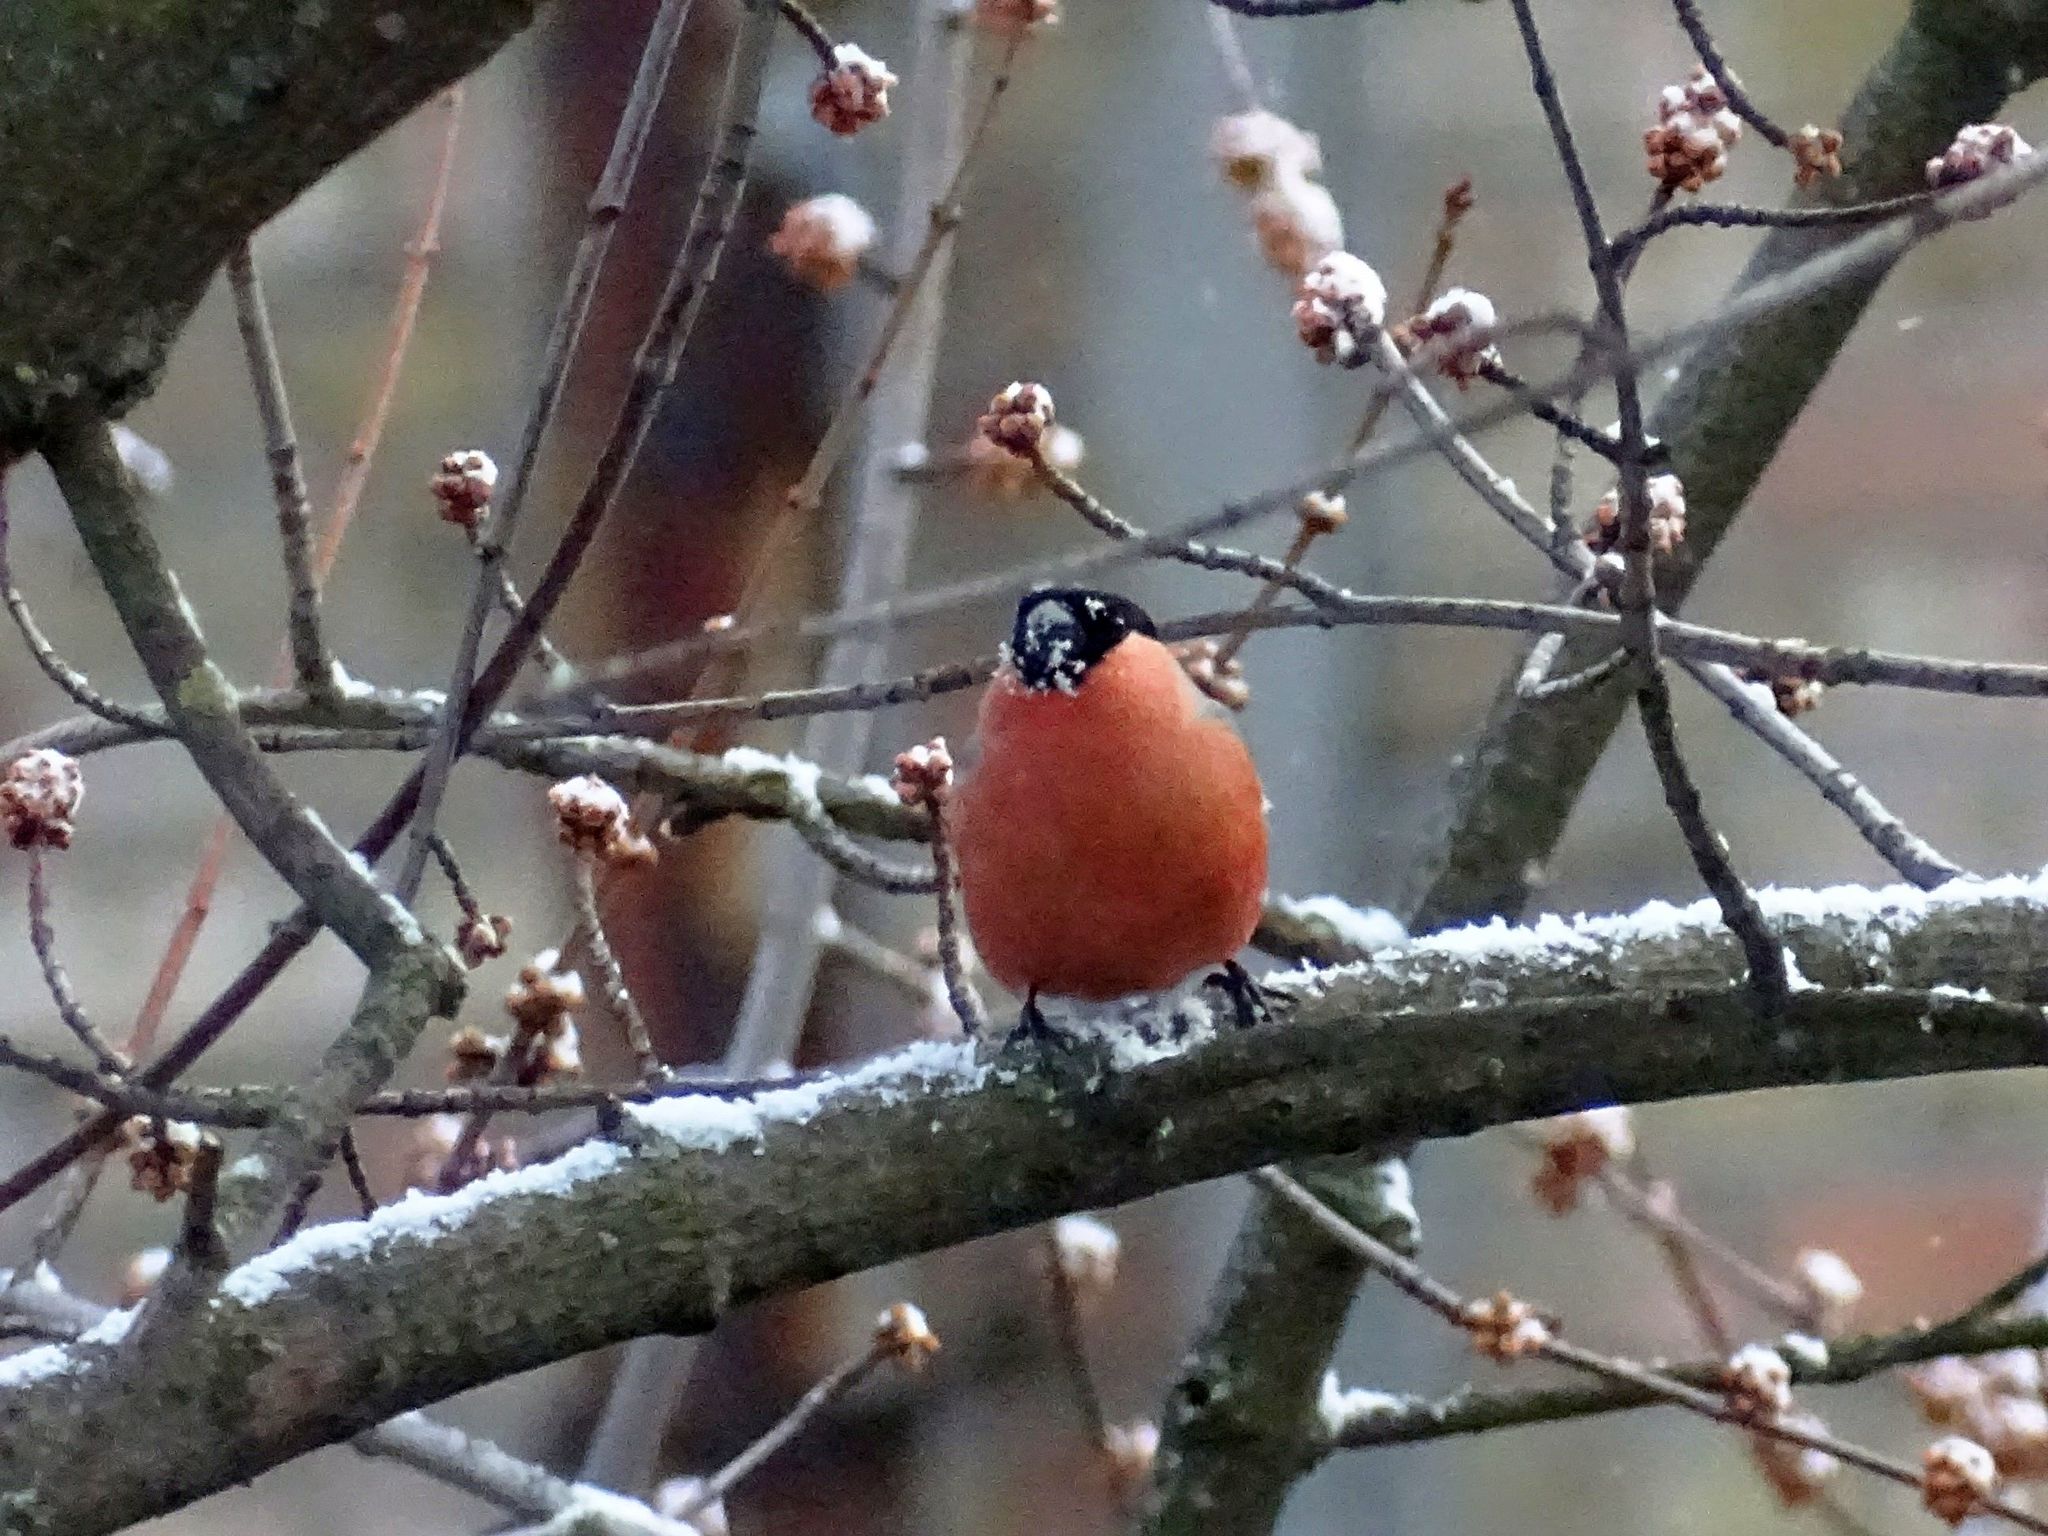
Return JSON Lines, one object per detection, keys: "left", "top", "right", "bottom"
{"left": 224, "top": 241, "right": 330, "bottom": 695}
{"left": 1667, "top": 0, "right": 1792, "bottom": 147}
{"left": 571, "top": 860, "right": 662, "bottom": 1080}
{"left": 26, "top": 850, "right": 128, "bottom": 1078}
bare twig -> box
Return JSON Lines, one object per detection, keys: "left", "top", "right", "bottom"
{"left": 26, "top": 850, "right": 128, "bottom": 1078}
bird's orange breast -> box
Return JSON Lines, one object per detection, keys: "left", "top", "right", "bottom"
{"left": 951, "top": 636, "right": 1269, "bottom": 1001}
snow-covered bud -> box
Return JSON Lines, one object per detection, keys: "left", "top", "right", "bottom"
{"left": 1297, "top": 490, "right": 1348, "bottom": 535}
{"left": 875, "top": 1301, "right": 941, "bottom": 1369}
{"left": 1911, "top": 1358, "right": 1992, "bottom": 1429}
{"left": 456, "top": 912, "right": 513, "bottom": 970}
{"left": 1792, "top": 1248, "right": 1863, "bottom": 1331}
{"left": 430, "top": 449, "right": 498, "bottom": 531}
{"left": 963, "top": 421, "right": 1083, "bottom": 499}
{"left": 1252, "top": 173, "right": 1345, "bottom": 279}
{"left": 1722, "top": 1344, "right": 1794, "bottom": 1421}
{"left": 1927, "top": 124, "right": 2034, "bottom": 216}
{"left": 974, "top": 0, "right": 1059, "bottom": 36}
{"left": 1403, "top": 287, "right": 1501, "bottom": 387}
{"left": 1974, "top": 1393, "right": 2048, "bottom": 1479}
{"left": 769, "top": 194, "right": 877, "bottom": 292}
{"left": 1791, "top": 125, "right": 1844, "bottom": 186}
{"left": 1922, "top": 1436, "right": 1998, "bottom": 1524}
{"left": 1529, "top": 1106, "right": 1633, "bottom": 1216}
{"left": 1211, "top": 109, "right": 1323, "bottom": 190}
{"left": 977, "top": 382, "right": 1056, "bottom": 458}
{"left": 1049, "top": 1214, "right": 1121, "bottom": 1302}
{"left": 1174, "top": 638, "right": 1250, "bottom": 712}
{"left": 121, "top": 1117, "right": 204, "bottom": 1202}
{"left": 1461, "top": 1291, "right": 1552, "bottom": 1361}
{"left": 1293, "top": 251, "right": 1387, "bottom": 368}
{"left": 892, "top": 737, "right": 955, "bottom": 809}
{"left": 810, "top": 44, "right": 896, "bottom": 136}
{"left": 1754, "top": 1413, "right": 1841, "bottom": 1506}
{"left": 538, "top": 1017, "right": 583, "bottom": 1080}
{"left": 505, "top": 949, "right": 586, "bottom": 1036}
{"left": 1646, "top": 68, "right": 1743, "bottom": 193}
{"left": 1101, "top": 1421, "right": 1160, "bottom": 1498}
{"left": 548, "top": 774, "right": 657, "bottom": 869}
{"left": 120, "top": 1247, "right": 171, "bottom": 1306}
{"left": 1, "top": 749, "right": 82, "bottom": 852}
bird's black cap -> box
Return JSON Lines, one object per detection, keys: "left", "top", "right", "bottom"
{"left": 1008, "top": 587, "right": 1157, "bottom": 693}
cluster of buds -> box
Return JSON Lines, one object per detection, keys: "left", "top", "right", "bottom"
{"left": 429, "top": 449, "right": 498, "bottom": 532}
{"left": 1210, "top": 109, "right": 1344, "bottom": 278}
{"left": 1791, "top": 125, "right": 1845, "bottom": 187}
{"left": 809, "top": 44, "right": 895, "bottom": 136}
{"left": 1927, "top": 123, "right": 2035, "bottom": 217}
{"left": 875, "top": 1301, "right": 942, "bottom": 1369}
{"left": 548, "top": 775, "right": 657, "bottom": 869}
{"left": 1584, "top": 473, "right": 1688, "bottom": 558}
{"left": 407, "top": 1112, "right": 517, "bottom": 1192}
{"left": 444, "top": 1023, "right": 507, "bottom": 1083}
{"left": 456, "top": 911, "right": 514, "bottom": 969}
{"left": 1910, "top": 1352, "right": 2048, "bottom": 1480}
{"left": 121, "top": 1116, "right": 204, "bottom": 1202}
{"left": 1395, "top": 287, "right": 1501, "bottom": 388}
{"left": 1923, "top": 1435, "right": 2000, "bottom": 1523}
{"left": 976, "top": 381, "right": 1057, "bottom": 459}
{"left": 892, "top": 737, "right": 955, "bottom": 810}
{"left": 1047, "top": 1213, "right": 1122, "bottom": 1305}
{"left": 1174, "top": 638, "right": 1250, "bottom": 712}
{"left": 768, "top": 194, "right": 877, "bottom": 292}
{"left": 1, "top": 749, "right": 82, "bottom": 851}
{"left": 1721, "top": 1343, "right": 1795, "bottom": 1422}
{"left": 504, "top": 949, "right": 587, "bottom": 1080}
{"left": 1739, "top": 668, "right": 1825, "bottom": 720}
{"left": 973, "top": 0, "right": 1058, "bottom": 36}
{"left": 1792, "top": 1248, "right": 1864, "bottom": 1332}
{"left": 1645, "top": 67, "right": 1744, "bottom": 193}
{"left": 1529, "top": 1105, "right": 1634, "bottom": 1216}
{"left": 1101, "top": 1420, "right": 1161, "bottom": 1499}
{"left": 1298, "top": 490, "right": 1348, "bottom": 537}
{"left": 1460, "top": 1290, "right": 1552, "bottom": 1361}
{"left": 1752, "top": 1413, "right": 1842, "bottom": 1506}
{"left": 1293, "top": 251, "right": 1388, "bottom": 368}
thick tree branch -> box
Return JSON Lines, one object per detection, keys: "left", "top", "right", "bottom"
{"left": 0, "top": 0, "right": 544, "bottom": 449}
{"left": 6, "top": 863, "right": 2048, "bottom": 1529}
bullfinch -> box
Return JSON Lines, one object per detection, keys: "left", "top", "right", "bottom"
{"left": 951, "top": 587, "right": 1270, "bottom": 1035}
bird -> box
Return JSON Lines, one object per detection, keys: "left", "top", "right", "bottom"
{"left": 950, "top": 587, "right": 1270, "bottom": 1038}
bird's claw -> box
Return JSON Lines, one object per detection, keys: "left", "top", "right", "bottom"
{"left": 1207, "top": 960, "right": 1275, "bottom": 1029}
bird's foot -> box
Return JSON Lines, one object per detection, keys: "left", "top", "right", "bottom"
{"left": 1005, "top": 990, "right": 1071, "bottom": 1052}
{"left": 1206, "top": 960, "right": 1276, "bottom": 1030}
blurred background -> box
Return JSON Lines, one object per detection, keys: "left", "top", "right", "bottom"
{"left": 2, "top": 0, "right": 2046, "bottom": 1531}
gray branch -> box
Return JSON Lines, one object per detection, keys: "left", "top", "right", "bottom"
{"left": 6, "top": 869, "right": 2048, "bottom": 1532}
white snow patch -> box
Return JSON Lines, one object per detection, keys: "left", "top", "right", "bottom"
{"left": 1317, "top": 1372, "right": 1405, "bottom": 1437}
{"left": 0, "top": 1305, "right": 135, "bottom": 1390}
{"left": 628, "top": 1039, "right": 985, "bottom": 1152}
{"left": 720, "top": 746, "right": 824, "bottom": 810}
{"left": 219, "top": 1138, "right": 627, "bottom": 1309}
{"left": 1273, "top": 894, "right": 1408, "bottom": 956}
